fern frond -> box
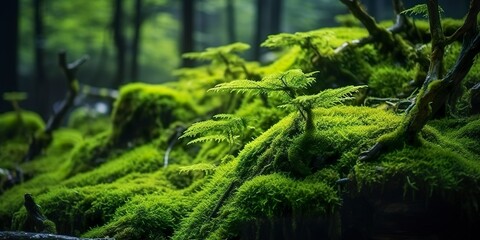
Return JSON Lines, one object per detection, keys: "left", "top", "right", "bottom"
{"left": 212, "top": 114, "right": 236, "bottom": 120}
{"left": 261, "top": 31, "right": 333, "bottom": 48}
{"left": 209, "top": 80, "right": 280, "bottom": 93}
{"left": 401, "top": 4, "right": 444, "bottom": 18}
{"left": 179, "top": 163, "right": 216, "bottom": 175}
{"left": 180, "top": 120, "right": 230, "bottom": 138}
{"left": 288, "top": 85, "right": 367, "bottom": 109}
{"left": 209, "top": 69, "right": 317, "bottom": 94}
{"left": 283, "top": 69, "right": 318, "bottom": 89}
{"left": 187, "top": 135, "right": 229, "bottom": 145}
{"left": 183, "top": 42, "right": 250, "bottom": 62}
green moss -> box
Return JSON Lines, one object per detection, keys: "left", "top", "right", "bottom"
{"left": 368, "top": 66, "right": 412, "bottom": 97}
{"left": 67, "top": 131, "right": 111, "bottom": 176}
{"left": 84, "top": 193, "right": 192, "bottom": 240}
{"left": 209, "top": 173, "right": 340, "bottom": 239}
{"left": 111, "top": 83, "right": 198, "bottom": 146}
{"left": 1, "top": 23, "right": 480, "bottom": 240}
{"left": 12, "top": 170, "right": 174, "bottom": 235}
{"left": 65, "top": 144, "right": 164, "bottom": 187}
{"left": 174, "top": 106, "right": 401, "bottom": 239}
{"left": 67, "top": 107, "right": 111, "bottom": 137}
{"left": 354, "top": 115, "right": 480, "bottom": 213}
{"left": 0, "top": 111, "right": 44, "bottom": 142}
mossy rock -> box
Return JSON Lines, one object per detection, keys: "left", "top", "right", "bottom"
{"left": 110, "top": 83, "right": 198, "bottom": 146}
{"left": 172, "top": 106, "right": 480, "bottom": 239}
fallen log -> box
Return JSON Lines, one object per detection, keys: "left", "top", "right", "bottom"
{"left": 0, "top": 231, "right": 114, "bottom": 240}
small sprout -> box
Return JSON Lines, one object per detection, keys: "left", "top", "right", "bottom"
{"left": 3, "top": 91, "right": 28, "bottom": 121}
{"left": 183, "top": 42, "right": 251, "bottom": 79}
{"left": 3, "top": 92, "right": 27, "bottom": 109}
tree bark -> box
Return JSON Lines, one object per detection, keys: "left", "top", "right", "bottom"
{"left": 112, "top": 0, "right": 126, "bottom": 86}
{"left": 226, "top": 0, "right": 236, "bottom": 43}
{"left": 131, "top": 0, "right": 143, "bottom": 81}
{"left": 360, "top": 0, "right": 480, "bottom": 161}
{"left": 253, "top": 0, "right": 267, "bottom": 60}
{"left": 24, "top": 52, "right": 88, "bottom": 161}
{"left": 33, "top": 0, "right": 48, "bottom": 118}
{"left": 0, "top": 0, "right": 19, "bottom": 113}
{"left": 0, "top": 231, "right": 113, "bottom": 240}
{"left": 181, "top": 0, "right": 195, "bottom": 67}
{"left": 270, "top": 0, "right": 283, "bottom": 34}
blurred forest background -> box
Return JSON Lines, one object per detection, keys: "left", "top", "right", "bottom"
{"left": 0, "top": 0, "right": 469, "bottom": 119}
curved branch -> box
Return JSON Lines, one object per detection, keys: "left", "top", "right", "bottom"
{"left": 24, "top": 52, "right": 89, "bottom": 161}
{"left": 446, "top": 0, "right": 480, "bottom": 44}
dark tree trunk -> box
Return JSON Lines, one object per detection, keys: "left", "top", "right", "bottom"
{"left": 33, "top": 0, "right": 48, "bottom": 118}
{"left": 226, "top": 0, "right": 236, "bottom": 43}
{"left": 112, "top": 0, "right": 126, "bottom": 87}
{"left": 253, "top": 0, "right": 268, "bottom": 61}
{"left": 181, "top": 0, "right": 195, "bottom": 67}
{"left": 270, "top": 0, "right": 283, "bottom": 34}
{"left": 131, "top": 0, "right": 143, "bottom": 81}
{"left": 0, "top": 0, "right": 19, "bottom": 113}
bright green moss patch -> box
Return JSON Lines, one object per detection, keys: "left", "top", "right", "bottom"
{"left": 0, "top": 111, "right": 45, "bottom": 167}
{"left": 67, "top": 131, "right": 111, "bottom": 176}
{"left": 111, "top": 83, "right": 198, "bottom": 145}
{"left": 65, "top": 144, "right": 164, "bottom": 187}
{"left": 207, "top": 173, "right": 340, "bottom": 239}
{"left": 0, "top": 111, "right": 45, "bottom": 142}
{"left": 67, "top": 107, "right": 111, "bottom": 137}
{"left": 173, "top": 106, "right": 402, "bottom": 239}
{"left": 369, "top": 66, "right": 412, "bottom": 97}
{"left": 354, "top": 115, "right": 480, "bottom": 213}
{"left": 84, "top": 193, "right": 192, "bottom": 240}
{"left": 12, "top": 170, "right": 174, "bottom": 235}
{"left": 2, "top": 20, "right": 480, "bottom": 239}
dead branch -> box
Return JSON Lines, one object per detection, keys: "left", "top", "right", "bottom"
{"left": 0, "top": 231, "right": 113, "bottom": 240}
{"left": 24, "top": 52, "right": 88, "bottom": 161}
{"left": 360, "top": 0, "right": 480, "bottom": 161}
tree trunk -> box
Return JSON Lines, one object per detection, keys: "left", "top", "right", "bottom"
{"left": 181, "top": 0, "right": 195, "bottom": 67}
{"left": 253, "top": 0, "right": 267, "bottom": 61}
{"left": 0, "top": 0, "right": 19, "bottom": 113}
{"left": 226, "top": 0, "right": 236, "bottom": 43}
{"left": 131, "top": 0, "right": 143, "bottom": 81}
{"left": 33, "top": 0, "right": 48, "bottom": 118}
{"left": 112, "top": 0, "right": 126, "bottom": 87}
{"left": 270, "top": 0, "right": 283, "bottom": 34}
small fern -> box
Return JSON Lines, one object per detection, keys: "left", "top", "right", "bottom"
{"left": 210, "top": 69, "right": 365, "bottom": 131}
{"left": 183, "top": 42, "right": 250, "bottom": 79}
{"left": 180, "top": 114, "right": 248, "bottom": 152}
{"left": 179, "top": 163, "right": 217, "bottom": 175}
{"left": 261, "top": 31, "right": 335, "bottom": 58}
{"left": 209, "top": 69, "right": 317, "bottom": 97}
{"left": 401, "top": 4, "right": 444, "bottom": 18}
{"left": 283, "top": 85, "right": 367, "bottom": 109}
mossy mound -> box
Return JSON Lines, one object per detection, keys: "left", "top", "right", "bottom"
{"left": 0, "top": 111, "right": 45, "bottom": 143}
{"left": 171, "top": 106, "right": 401, "bottom": 239}
{"left": 0, "top": 128, "right": 83, "bottom": 229}
{"left": 110, "top": 83, "right": 198, "bottom": 146}
{"left": 1, "top": 20, "right": 480, "bottom": 239}
{"left": 170, "top": 107, "right": 480, "bottom": 239}
{"left": 0, "top": 111, "right": 45, "bottom": 168}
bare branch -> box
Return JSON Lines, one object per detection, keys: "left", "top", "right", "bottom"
{"left": 446, "top": 0, "right": 480, "bottom": 44}
{"left": 339, "top": 0, "right": 388, "bottom": 40}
